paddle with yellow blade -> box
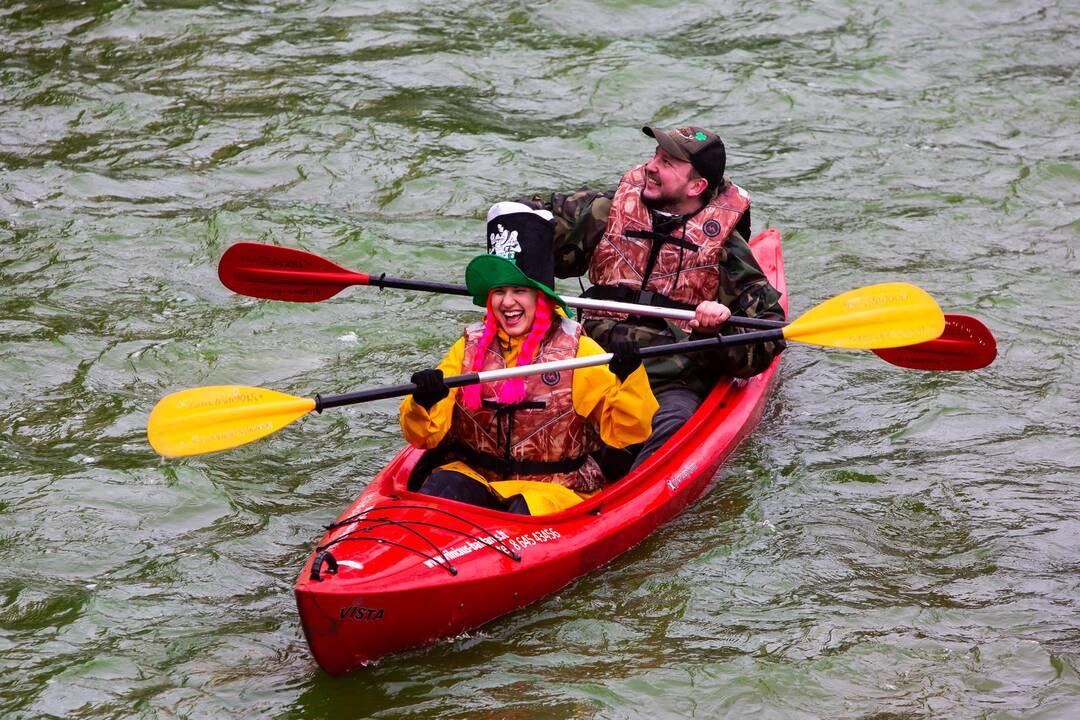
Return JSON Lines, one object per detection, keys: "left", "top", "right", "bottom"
{"left": 218, "top": 241, "right": 994, "bottom": 371}
{"left": 147, "top": 282, "right": 944, "bottom": 458}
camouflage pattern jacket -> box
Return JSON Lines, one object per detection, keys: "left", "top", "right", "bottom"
{"left": 522, "top": 171, "right": 786, "bottom": 396}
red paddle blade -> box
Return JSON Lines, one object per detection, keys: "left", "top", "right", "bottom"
{"left": 873, "top": 314, "right": 996, "bottom": 371}
{"left": 218, "top": 242, "right": 371, "bottom": 302}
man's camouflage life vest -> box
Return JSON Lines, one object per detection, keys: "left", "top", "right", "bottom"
{"left": 586, "top": 164, "right": 751, "bottom": 331}
{"left": 450, "top": 316, "right": 605, "bottom": 493}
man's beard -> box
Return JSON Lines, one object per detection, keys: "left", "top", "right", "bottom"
{"left": 642, "top": 192, "right": 679, "bottom": 216}
{"left": 641, "top": 189, "right": 671, "bottom": 213}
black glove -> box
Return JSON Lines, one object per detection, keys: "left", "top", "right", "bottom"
{"left": 608, "top": 340, "right": 641, "bottom": 382}
{"left": 410, "top": 369, "right": 449, "bottom": 410}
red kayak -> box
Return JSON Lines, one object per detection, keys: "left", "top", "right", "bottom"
{"left": 294, "top": 228, "right": 787, "bottom": 674}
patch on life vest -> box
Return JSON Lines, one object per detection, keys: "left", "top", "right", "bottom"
{"left": 541, "top": 371, "right": 560, "bottom": 386}
{"left": 703, "top": 219, "right": 722, "bottom": 237}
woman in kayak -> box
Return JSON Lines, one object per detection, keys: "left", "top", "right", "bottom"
{"left": 400, "top": 202, "right": 658, "bottom": 515}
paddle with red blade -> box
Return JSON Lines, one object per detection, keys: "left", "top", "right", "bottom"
{"left": 218, "top": 242, "right": 471, "bottom": 303}
{"left": 218, "top": 242, "right": 996, "bottom": 371}
{"left": 870, "top": 314, "right": 996, "bottom": 371}
{"left": 676, "top": 312, "right": 997, "bottom": 371}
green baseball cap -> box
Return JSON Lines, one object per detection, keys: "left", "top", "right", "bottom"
{"left": 642, "top": 125, "right": 727, "bottom": 189}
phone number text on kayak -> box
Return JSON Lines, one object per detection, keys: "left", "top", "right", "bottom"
{"left": 506, "top": 527, "right": 561, "bottom": 552}
{"left": 422, "top": 528, "right": 563, "bottom": 569}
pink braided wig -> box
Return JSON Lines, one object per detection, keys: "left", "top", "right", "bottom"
{"left": 462, "top": 290, "right": 556, "bottom": 411}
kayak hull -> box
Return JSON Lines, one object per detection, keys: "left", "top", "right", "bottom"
{"left": 295, "top": 228, "right": 787, "bottom": 674}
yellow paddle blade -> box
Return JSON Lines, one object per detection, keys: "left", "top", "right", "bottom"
{"left": 784, "top": 282, "right": 945, "bottom": 349}
{"left": 148, "top": 385, "right": 315, "bottom": 458}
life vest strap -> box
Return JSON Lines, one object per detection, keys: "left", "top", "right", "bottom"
{"left": 449, "top": 443, "right": 589, "bottom": 477}
{"left": 482, "top": 399, "right": 547, "bottom": 412}
{"left": 624, "top": 229, "right": 699, "bottom": 252}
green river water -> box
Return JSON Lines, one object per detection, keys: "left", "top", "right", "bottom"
{"left": 2, "top": 1, "right": 1079, "bottom": 718}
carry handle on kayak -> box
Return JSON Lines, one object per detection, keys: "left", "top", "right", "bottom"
{"left": 310, "top": 550, "right": 338, "bottom": 582}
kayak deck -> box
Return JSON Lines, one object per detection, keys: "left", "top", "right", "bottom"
{"left": 295, "top": 228, "right": 787, "bottom": 674}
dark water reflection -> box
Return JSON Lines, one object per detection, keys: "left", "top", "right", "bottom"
{"left": 2, "top": 0, "right": 1078, "bottom": 718}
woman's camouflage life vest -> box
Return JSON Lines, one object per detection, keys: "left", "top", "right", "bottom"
{"left": 450, "top": 317, "right": 605, "bottom": 493}
{"left": 586, "top": 164, "right": 751, "bottom": 331}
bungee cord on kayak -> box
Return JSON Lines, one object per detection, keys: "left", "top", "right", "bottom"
{"left": 313, "top": 503, "right": 523, "bottom": 579}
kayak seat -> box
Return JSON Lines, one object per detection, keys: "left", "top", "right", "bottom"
{"left": 405, "top": 448, "right": 452, "bottom": 492}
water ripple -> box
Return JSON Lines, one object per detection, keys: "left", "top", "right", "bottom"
{"left": 2, "top": 0, "right": 1079, "bottom": 717}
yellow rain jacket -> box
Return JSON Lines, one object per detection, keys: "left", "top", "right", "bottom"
{"left": 400, "top": 324, "right": 657, "bottom": 515}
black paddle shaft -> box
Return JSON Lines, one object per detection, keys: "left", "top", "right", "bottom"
{"left": 314, "top": 372, "right": 481, "bottom": 412}
{"left": 370, "top": 274, "right": 471, "bottom": 297}
{"left": 634, "top": 329, "right": 785, "bottom": 359}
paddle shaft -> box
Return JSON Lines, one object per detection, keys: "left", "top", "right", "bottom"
{"left": 150, "top": 275, "right": 951, "bottom": 457}
{"left": 228, "top": 252, "right": 989, "bottom": 371}
{"left": 313, "top": 330, "right": 783, "bottom": 411}
{"left": 234, "top": 264, "right": 784, "bottom": 327}
{"left": 312, "top": 270, "right": 982, "bottom": 370}
{"left": 234, "top": 266, "right": 469, "bottom": 297}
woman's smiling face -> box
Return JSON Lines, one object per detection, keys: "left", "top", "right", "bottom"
{"left": 490, "top": 286, "right": 538, "bottom": 337}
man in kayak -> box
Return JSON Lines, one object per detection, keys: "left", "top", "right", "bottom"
{"left": 519, "top": 126, "right": 786, "bottom": 469}
{"left": 399, "top": 202, "right": 659, "bottom": 515}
